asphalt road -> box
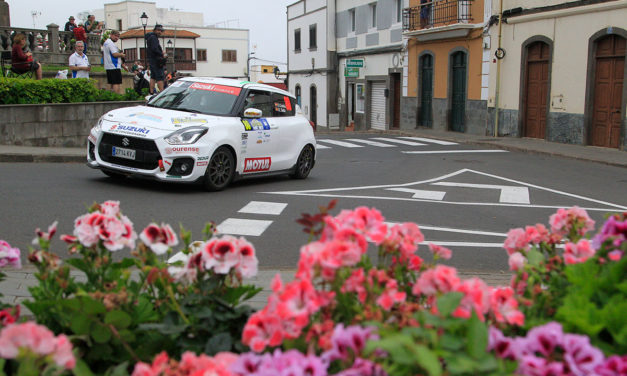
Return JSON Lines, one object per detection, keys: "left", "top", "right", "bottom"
{"left": 1, "top": 134, "right": 626, "bottom": 273}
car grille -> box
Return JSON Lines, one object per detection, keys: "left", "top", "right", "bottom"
{"left": 98, "top": 133, "right": 161, "bottom": 170}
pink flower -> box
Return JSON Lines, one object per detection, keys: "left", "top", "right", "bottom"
{"left": 322, "top": 324, "right": 378, "bottom": 363}
{"left": 608, "top": 250, "right": 623, "bottom": 261}
{"left": 0, "top": 240, "right": 21, "bottom": 269}
{"left": 453, "top": 278, "right": 490, "bottom": 320}
{"left": 564, "top": 239, "right": 596, "bottom": 265}
{"left": 428, "top": 243, "right": 452, "bottom": 260}
{"left": 549, "top": 206, "right": 595, "bottom": 237}
{"left": 562, "top": 333, "right": 605, "bottom": 376}
{"left": 487, "top": 327, "right": 516, "bottom": 360}
{"left": 242, "top": 310, "right": 285, "bottom": 352}
{"left": 203, "top": 236, "right": 240, "bottom": 274}
{"left": 489, "top": 287, "right": 524, "bottom": 326}
{"left": 408, "top": 254, "right": 423, "bottom": 271}
{"left": 0, "top": 322, "right": 75, "bottom": 370}
{"left": 595, "top": 355, "right": 627, "bottom": 376}
{"left": 386, "top": 222, "right": 424, "bottom": 259}
{"left": 341, "top": 268, "right": 367, "bottom": 303}
{"left": 236, "top": 237, "right": 258, "bottom": 279}
{"left": 139, "top": 223, "right": 178, "bottom": 255}
{"left": 503, "top": 228, "right": 528, "bottom": 255}
{"left": 376, "top": 278, "right": 406, "bottom": 311}
{"left": 508, "top": 252, "right": 526, "bottom": 271}
{"left": 33, "top": 221, "right": 58, "bottom": 245}
{"left": 412, "top": 265, "right": 460, "bottom": 296}
{"left": 73, "top": 204, "right": 137, "bottom": 251}
{"left": 525, "top": 224, "right": 550, "bottom": 244}
{"left": 276, "top": 278, "right": 321, "bottom": 327}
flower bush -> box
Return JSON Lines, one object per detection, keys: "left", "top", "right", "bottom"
{"left": 0, "top": 201, "right": 625, "bottom": 375}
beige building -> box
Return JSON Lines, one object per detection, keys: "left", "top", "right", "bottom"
{"left": 487, "top": 0, "right": 626, "bottom": 150}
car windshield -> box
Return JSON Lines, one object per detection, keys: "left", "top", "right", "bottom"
{"left": 147, "top": 81, "right": 242, "bottom": 116}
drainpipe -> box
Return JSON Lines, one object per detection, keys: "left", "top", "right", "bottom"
{"left": 494, "top": 0, "right": 503, "bottom": 137}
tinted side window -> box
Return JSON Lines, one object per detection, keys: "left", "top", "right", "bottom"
{"left": 243, "top": 90, "right": 273, "bottom": 117}
{"left": 271, "top": 93, "right": 295, "bottom": 117}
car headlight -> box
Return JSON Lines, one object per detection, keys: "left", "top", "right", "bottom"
{"left": 164, "top": 126, "right": 208, "bottom": 145}
{"left": 90, "top": 116, "right": 104, "bottom": 136}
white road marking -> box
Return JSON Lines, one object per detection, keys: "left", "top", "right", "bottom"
{"left": 317, "top": 139, "right": 364, "bottom": 148}
{"left": 315, "top": 144, "right": 331, "bottom": 149}
{"left": 420, "top": 241, "right": 505, "bottom": 248}
{"left": 371, "top": 137, "right": 426, "bottom": 146}
{"left": 403, "top": 150, "right": 508, "bottom": 154}
{"left": 398, "top": 136, "right": 458, "bottom": 145}
{"left": 345, "top": 138, "right": 397, "bottom": 147}
{"left": 432, "top": 182, "right": 530, "bottom": 204}
{"left": 238, "top": 201, "right": 288, "bottom": 215}
{"left": 386, "top": 188, "right": 446, "bottom": 200}
{"left": 216, "top": 218, "right": 273, "bottom": 236}
{"left": 385, "top": 222, "right": 508, "bottom": 237}
{"left": 263, "top": 168, "right": 627, "bottom": 211}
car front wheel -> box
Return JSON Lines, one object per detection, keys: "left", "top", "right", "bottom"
{"left": 203, "top": 146, "right": 235, "bottom": 191}
{"left": 290, "top": 144, "right": 314, "bottom": 179}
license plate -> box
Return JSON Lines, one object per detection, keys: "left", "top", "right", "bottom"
{"left": 112, "top": 146, "right": 136, "bottom": 160}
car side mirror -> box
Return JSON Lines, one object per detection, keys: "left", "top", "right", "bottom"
{"left": 243, "top": 108, "right": 263, "bottom": 118}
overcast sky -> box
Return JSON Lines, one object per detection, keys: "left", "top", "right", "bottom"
{"left": 10, "top": 0, "right": 293, "bottom": 65}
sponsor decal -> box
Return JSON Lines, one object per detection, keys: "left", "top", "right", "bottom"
{"left": 88, "top": 134, "right": 97, "bottom": 143}
{"left": 243, "top": 157, "right": 271, "bottom": 173}
{"left": 242, "top": 140, "right": 247, "bottom": 146}
{"left": 171, "top": 117, "right": 208, "bottom": 126}
{"left": 110, "top": 124, "right": 151, "bottom": 136}
{"left": 197, "top": 161, "right": 208, "bottom": 166}
{"left": 241, "top": 133, "right": 248, "bottom": 140}
{"left": 274, "top": 103, "right": 287, "bottom": 113}
{"left": 241, "top": 118, "right": 271, "bottom": 131}
{"left": 263, "top": 132, "right": 271, "bottom": 138}
{"left": 163, "top": 160, "right": 172, "bottom": 166}
{"left": 197, "top": 156, "right": 209, "bottom": 161}
{"left": 164, "top": 146, "right": 200, "bottom": 154}
{"left": 283, "top": 96, "right": 293, "bottom": 111}
{"left": 256, "top": 140, "right": 262, "bottom": 144}
{"left": 166, "top": 175, "right": 182, "bottom": 179}
{"left": 127, "top": 112, "right": 162, "bottom": 122}
{"left": 190, "top": 83, "right": 241, "bottom": 96}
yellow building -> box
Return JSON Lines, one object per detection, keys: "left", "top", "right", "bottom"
{"left": 403, "top": 0, "right": 489, "bottom": 134}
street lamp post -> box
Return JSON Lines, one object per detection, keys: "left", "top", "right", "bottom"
{"left": 140, "top": 12, "right": 148, "bottom": 70}
{"left": 247, "top": 51, "right": 255, "bottom": 82}
{"left": 167, "top": 40, "right": 173, "bottom": 72}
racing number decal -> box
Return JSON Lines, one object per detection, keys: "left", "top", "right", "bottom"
{"left": 241, "top": 118, "right": 271, "bottom": 131}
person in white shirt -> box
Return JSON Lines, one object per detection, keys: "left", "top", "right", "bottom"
{"left": 68, "top": 41, "right": 90, "bottom": 78}
{"left": 102, "top": 30, "right": 126, "bottom": 94}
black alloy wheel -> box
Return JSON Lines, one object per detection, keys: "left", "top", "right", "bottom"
{"left": 290, "top": 144, "right": 314, "bottom": 179}
{"left": 203, "top": 146, "right": 235, "bottom": 191}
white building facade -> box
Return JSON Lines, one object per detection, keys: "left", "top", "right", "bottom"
{"left": 103, "top": 0, "right": 204, "bottom": 31}
{"left": 287, "top": 0, "right": 337, "bottom": 128}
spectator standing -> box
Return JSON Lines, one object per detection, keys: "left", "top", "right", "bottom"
{"left": 11, "top": 33, "right": 42, "bottom": 79}
{"left": 145, "top": 24, "right": 167, "bottom": 94}
{"left": 84, "top": 15, "right": 103, "bottom": 33}
{"left": 103, "top": 30, "right": 125, "bottom": 94}
{"left": 73, "top": 23, "right": 87, "bottom": 45}
{"left": 64, "top": 16, "right": 76, "bottom": 32}
{"left": 68, "top": 40, "right": 90, "bottom": 78}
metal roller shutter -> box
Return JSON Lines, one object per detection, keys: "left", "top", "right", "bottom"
{"left": 370, "top": 81, "right": 386, "bottom": 130}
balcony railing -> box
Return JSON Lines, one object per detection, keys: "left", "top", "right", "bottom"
{"left": 403, "top": 0, "right": 473, "bottom": 31}
{"left": 172, "top": 59, "right": 196, "bottom": 71}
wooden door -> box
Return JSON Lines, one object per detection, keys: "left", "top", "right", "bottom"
{"left": 392, "top": 73, "right": 401, "bottom": 129}
{"left": 310, "top": 85, "right": 317, "bottom": 126}
{"left": 420, "top": 54, "right": 433, "bottom": 127}
{"left": 451, "top": 51, "right": 466, "bottom": 132}
{"left": 524, "top": 42, "right": 550, "bottom": 139}
{"left": 592, "top": 34, "right": 625, "bottom": 148}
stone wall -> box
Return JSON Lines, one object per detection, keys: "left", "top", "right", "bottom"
{"left": 42, "top": 71, "right": 136, "bottom": 92}
{"left": 0, "top": 101, "right": 143, "bottom": 147}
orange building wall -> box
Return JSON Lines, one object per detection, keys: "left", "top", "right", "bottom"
{"left": 406, "top": 30, "right": 483, "bottom": 101}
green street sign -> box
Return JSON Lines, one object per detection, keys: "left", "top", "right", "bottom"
{"left": 344, "top": 67, "right": 359, "bottom": 77}
{"left": 346, "top": 59, "right": 364, "bottom": 68}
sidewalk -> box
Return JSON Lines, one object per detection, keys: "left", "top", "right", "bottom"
{"left": 1, "top": 128, "right": 626, "bottom": 167}
{"left": 0, "top": 128, "right": 624, "bottom": 312}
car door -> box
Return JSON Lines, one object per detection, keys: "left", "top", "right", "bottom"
{"left": 239, "top": 89, "right": 278, "bottom": 174}
{"left": 270, "top": 93, "right": 302, "bottom": 170}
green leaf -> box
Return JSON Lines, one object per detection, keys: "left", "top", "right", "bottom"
{"left": 103, "top": 361, "right": 129, "bottom": 376}
{"left": 91, "top": 323, "right": 112, "bottom": 343}
{"left": 65, "top": 258, "right": 91, "bottom": 274}
{"left": 466, "top": 313, "right": 488, "bottom": 359}
{"left": 436, "top": 292, "right": 463, "bottom": 317}
{"left": 526, "top": 248, "right": 544, "bottom": 267}
{"left": 205, "top": 332, "right": 233, "bottom": 354}
{"left": 80, "top": 297, "right": 107, "bottom": 315}
{"left": 70, "top": 314, "right": 92, "bottom": 335}
{"left": 105, "top": 310, "right": 132, "bottom": 329}
{"left": 411, "top": 344, "right": 442, "bottom": 376}
{"left": 71, "top": 359, "right": 95, "bottom": 376}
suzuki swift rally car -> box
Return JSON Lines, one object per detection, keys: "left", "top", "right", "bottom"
{"left": 86, "top": 77, "right": 316, "bottom": 191}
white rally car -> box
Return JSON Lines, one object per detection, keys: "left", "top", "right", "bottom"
{"left": 87, "top": 77, "right": 316, "bottom": 191}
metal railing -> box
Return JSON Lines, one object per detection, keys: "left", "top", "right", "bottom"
{"left": 403, "top": 0, "right": 473, "bottom": 31}
{"left": 173, "top": 59, "right": 196, "bottom": 71}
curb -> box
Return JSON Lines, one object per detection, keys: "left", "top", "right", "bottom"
{"left": 0, "top": 154, "right": 86, "bottom": 163}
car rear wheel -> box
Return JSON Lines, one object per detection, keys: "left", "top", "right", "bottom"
{"left": 102, "top": 169, "right": 126, "bottom": 179}
{"left": 203, "top": 146, "right": 235, "bottom": 191}
{"left": 290, "top": 144, "right": 314, "bottom": 179}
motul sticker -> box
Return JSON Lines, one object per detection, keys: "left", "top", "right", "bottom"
{"left": 190, "top": 83, "right": 241, "bottom": 96}
{"left": 243, "top": 157, "right": 271, "bottom": 173}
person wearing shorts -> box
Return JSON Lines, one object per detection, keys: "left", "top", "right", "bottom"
{"left": 145, "top": 24, "right": 167, "bottom": 94}
{"left": 102, "top": 30, "right": 125, "bottom": 94}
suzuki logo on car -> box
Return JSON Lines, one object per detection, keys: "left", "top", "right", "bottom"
{"left": 243, "top": 157, "right": 271, "bottom": 172}
{"left": 122, "top": 137, "right": 130, "bottom": 146}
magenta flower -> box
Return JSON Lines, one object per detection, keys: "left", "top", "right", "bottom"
{"left": 230, "top": 349, "right": 326, "bottom": 376}
{"left": 322, "top": 324, "right": 378, "bottom": 363}
{"left": 595, "top": 355, "right": 627, "bottom": 376}
{"left": 0, "top": 240, "right": 21, "bottom": 269}
{"left": 563, "top": 333, "right": 605, "bottom": 376}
